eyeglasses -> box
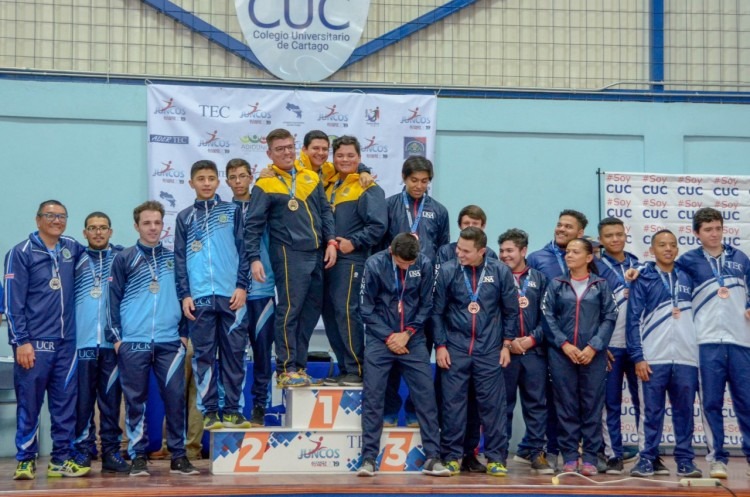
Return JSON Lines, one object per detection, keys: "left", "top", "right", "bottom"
{"left": 86, "top": 226, "right": 110, "bottom": 233}
{"left": 38, "top": 213, "right": 68, "bottom": 221}
{"left": 228, "top": 173, "right": 251, "bottom": 181}
{"left": 272, "top": 145, "right": 295, "bottom": 153}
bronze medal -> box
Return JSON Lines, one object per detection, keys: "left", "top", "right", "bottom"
{"left": 672, "top": 307, "right": 681, "bottom": 319}
{"left": 288, "top": 198, "right": 299, "bottom": 211}
{"left": 468, "top": 302, "right": 481, "bottom": 314}
{"left": 717, "top": 286, "right": 730, "bottom": 299}
{"left": 518, "top": 296, "right": 529, "bottom": 309}
{"left": 398, "top": 301, "right": 403, "bottom": 313}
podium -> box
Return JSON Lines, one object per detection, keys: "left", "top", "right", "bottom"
{"left": 210, "top": 386, "right": 426, "bottom": 474}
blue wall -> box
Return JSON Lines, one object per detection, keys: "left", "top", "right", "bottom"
{"left": 1, "top": 79, "right": 749, "bottom": 456}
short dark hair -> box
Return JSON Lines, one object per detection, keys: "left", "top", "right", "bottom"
{"left": 133, "top": 201, "right": 165, "bottom": 224}
{"left": 498, "top": 228, "right": 528, "bottom": 250}
{"left": 597, "top": 216, "right": 624, "bottom": 233}
{"left": 651, "top": 229, "right": 676, "bottom": 245}
{"left": 459, "top": 226, "right": 487, "bottom": 250}
{"left": 568, "top": 237, "right": 598, "bottom": 275}
{"left": 266, "top": 128, "right": 294, "bottom": 148}
{"left": 190, "top": 160, "right": 218, "bottom": 179}
{"left": 85, "top": 211, "right": 111, "bottom": 228}
{"left": 303, "top": 130, "right": 329, "bottom": 148}
{"left": 390, "top": 233, "right": 420, "bottom": 261}
{"left": 402, "top": 156, "right": 433, "bottom": 180}
{"left": 457, "top": 205, "right": 486, "bottom": 227}
{"left": 332, "top": 135, "right": 361, "bottom": 156}
{"left": 37, "top": 199, "right": 67, "bottom": 216}
{"left": 560, "top": 209, "right": 588, "bottom": 230}
{"left": 226, "top": 158, "right": 251, "bottom": 175}
{"left": 692, "top": 207, "right": 723, "bottom": 233}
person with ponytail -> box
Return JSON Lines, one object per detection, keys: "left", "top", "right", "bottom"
{"left": 541, "top": 238, "right": 618, "bottom": 476}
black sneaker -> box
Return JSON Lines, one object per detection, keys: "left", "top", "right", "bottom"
{"left": 513, "top": 449, "right": 532, "bottom": 465}
{"left": 653, "top": 456, "right": 670, "bottom": 475}
{"left": 339, "top": 374, "right": 363, "bottom": 386}
{"left": 461, "top": 454, "right": 487, "bottom": 473}
{"left": 73, "top": 451, "right": 92, "bottom": 469}
{"left": 323, "top": 375, "right": 343, "bottom": 386}
{"left": 203, "top": 411, "right": 223, "bottom": 431}
{"left": 129, "top": 455, "right": 149, "bottom": 477}
{"left": 170, "top": 456, "right": 200, "bottom": 475}
{"left": 250, "top": 405, "right": 265, "bottom": 426}
{"left": 606, "top": 457, "right": 624, "bottom": 475}
{"left": 596, "top": 451, "right": 608, "bottom": 473}
{"left": 357, "top": 458, "right": 376, "bottom": 477}
{"left": 102, "top": 451, "right": 130, "bottom": 473}
{"left": 530, "top": 453, "right": 554, "bottom": 475}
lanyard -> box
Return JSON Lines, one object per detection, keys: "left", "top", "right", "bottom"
{"left": 702, "top": 250, "right": 725, "bottom": 287}
{"left": 601, "top": 254, "right": 633, "bottom": 289}
{"left": 460, "top": 264, "right": 486, "bottom": 303}
{"left": 656, "top": 267, "right": 679, "bottom": 307}
{"left": 87, "top": 250, "right": 109, "bottom": 287}
{"left": 401, "top": 189, "right": 426, "bottom": 234}
{"left": 192, "top": 201, "right": 216, "bottom": 238}
{"left": 34, "top": 234, "right": 61, "bottom": 279}
{"left": 329, "top": 178, "right": 344, "bottom": 208}
{"left": 513, "top": 271, "right": 530, "bottom": 297}
{"left": 550, "top": 241, "right": 568, "bottom": 276}
{"left": 276, "top": 167, "right": 297, "bottom": 200}
{"left": 138, "top": 246, "right": 159, "bottom": 283}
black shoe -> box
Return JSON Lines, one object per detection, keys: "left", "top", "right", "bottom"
{"left": 203, "top": 411, "right": 223, "bottom": 431}
{"left": 170, "top": 456, "right": 200, "bottom": 475}
{"left": 653, "top": 456, "right": 670, "bottom": 475}
{"left": 323, "top": 375, "right": 343, "bottom": 386}
{"left": 73, "top": 451, "right": 92, "bottom": 469}
{"left": 513, "top": 449, "right": 532, "bottom": 465}
{"left": 606, "top": 457, "right": 624, "bottom": 475}
{"left": 530, "top": 453, "right": 554, "bottom": 475}
{"left": 461, "top": 454, "right": 487, "bottom": 473}
{"left": 102, "top": 451, "right": 130, "bottom": 473}
{"left": 339, "top": 374, "right": 363, "bottom": 386}
{"left": 129, "top": 456, "right": 149, "bottom": 477}
{"left": 596, "top": 452, "right": 608, "bottom": 473}
{"left": 250, "top": 405, "right": 265, "bottom": 426}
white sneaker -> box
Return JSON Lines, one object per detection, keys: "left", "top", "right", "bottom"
{"left": 709, "top": 461, "right": 728, "bottom": 479}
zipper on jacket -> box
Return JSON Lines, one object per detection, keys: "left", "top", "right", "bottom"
{"left": 468, "top": 266, "right": 476, "bottom": 355}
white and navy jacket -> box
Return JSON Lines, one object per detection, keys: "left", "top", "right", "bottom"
{"left": 626, "top": 262, "right": 698, "bottom": 367}
{"left": 595, "top": 251, "right": 640, "bottom": 349}
{"left": 75, "top": 244, "right": 123, "bottom": 349}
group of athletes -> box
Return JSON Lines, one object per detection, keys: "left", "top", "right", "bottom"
{"left": 2, "top": 127, "right": 750, "bottom": 482}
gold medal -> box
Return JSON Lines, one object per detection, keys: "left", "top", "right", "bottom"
{"left": 468, "top": 302, "right": 481, "bottom": 314}
{"left": 49, "top": 277, "right": 62, "bottom": 290}
{"left": 90, "top": 287, "right": 102, "bottom": 299}
{"left": 718, "top": 286, "right": 730, "bottom": 299}
{"left": 191, "top": 240, "right": 203, "bottom": 252}
{"left": 288, "top": 198, "right": 299, "bottom": 211}
{"left": 518, "top": 296, "right": 529, "bottom": 309}
{"left": 672, "top": 307, "right": 681, "bottom": 319}
{"left": 149, "top": 280, "right": 160, "bottom": 294}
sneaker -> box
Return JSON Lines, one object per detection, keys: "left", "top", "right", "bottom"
{"left": 357, "top": 458, "right": 376, "bottom": 477}
{"left": 129, "top": 455, "right": 149, "bottom": 477}
{"left": 276, "top": 371, "right": 309, "bottom": 388}
{"left": 513, "top": 449, "right": 532, "bottom": 465}
{"left": 250, "top": 405, "right": 265, "bottom": 426}
{"left": 382, "top": 415, "right": 398, "bottom": 427}
{"left": 630, "top": 458, "right": 654, "bottom": 477}
{"left": 677, "top": 461, "right": 703, "bottom": 478}
{"left": 101, "top": 451, "right": 130, "bottom": 473}
{"left": 622, "top": 446, "right": 639, "bottom": 463}
{"left": 203, "top": 411, "right": 223, "bottom": 431}
{"left": 709, "top": 460, "right": 728, "bottom": 479}
{"left": 562, "top": 460, "right": 578, "bottom": 473}
{"left": 653, "top": 456, "right": 670, "bottom": 475}
{"left": 222, "top": 411, "right": 252, "bottom": 429}
{"left": 13, "top": 459, "right": 36, "bottom": 480}
{"left": 48, "top": 458, "right": 91, "bottom": 477}
{"left": 530, "top": 453, "right": 554, "bottom": 475}
{"left": 486, "top": 461, "right": 508, "bottom": 477}
{"left": 422, "top": 457, "right": 452, "bottom": 477}
{"left": 580, "top": 462, "right": 598, "bottom": 476}
{"left": 444, "top": 460, "right": 461, "bottom": 475}
{"left": 461, "top": 454, "right": 487, "bottom": 473}
{"left": 73, "top": 451, "right": 91, "bottom": 469}
{"left": 606, "top": 457, "right": 624, "bottom": 475}
{"left": 405, "top": 413, "right": 420, "bottom": 428}
{"left": 170, "top": 456, "right": 199, "bottom": 475}
{"left": 339, "top": 373, "right": 363, "bottom": 386}
{"left": 323, "top": 375, "right": 343, "bottom": 386}
{"left": 596, "top": 452, "right": 608, "bottom": 473}
{"left": 298, "top": 369, "right": 323, "bottom": 386}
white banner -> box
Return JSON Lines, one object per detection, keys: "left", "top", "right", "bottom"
{"left": 147, "top": 84, "right": 437, "bottom": 248}
{"left": 604, "top": 171, "right": 750, "bottom": 449}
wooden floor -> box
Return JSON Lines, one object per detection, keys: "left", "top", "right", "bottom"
{"left": 1, "top": 457, "right": 749, "bottom": 497}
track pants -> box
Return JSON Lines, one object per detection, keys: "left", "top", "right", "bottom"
{"left": 603, "top": 346, "right": 640, "bottom": 458}
{"left": 322, "top": 259, "right": 365, "bottom": 377}
{"left": 503, "top": 351, "right": 548, "bottom": 456}
{"left": 244, "top": 296, "right": 275, "bottom": 408}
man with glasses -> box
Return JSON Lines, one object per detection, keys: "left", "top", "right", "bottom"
{"left": 5, "top": 200, "right": 87, "bottom": 479}
{"left": 71, "top": 212, "right": 129, "bottom": 473}
{"left": 244, "top": 128, "right": 337, "bottom": 387}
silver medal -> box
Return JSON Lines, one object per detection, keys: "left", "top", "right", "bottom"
{"left": 149, "top": 280, "right": 160, "bottom": 294}
{"left": 191, "top": 240, "right": 203, "bottom": 252}
{"left": 90, "top": 286, "right": 102, "bottom": 299}
{"left": 49, "top": 277, "right": 62, "bottom": 290}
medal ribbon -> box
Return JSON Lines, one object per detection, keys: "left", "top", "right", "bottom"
{"left": 87, "top": 249, "right": 108, "bottom": 288}
{"left": 34, "top": 233, "right": 61, "bottom": 282}
{"left": 601, "top": 254, "right": 633, "bottom": 291}
{"left": 276, "top": 167, "right": 297, "bottom": 200}
{"left": 702, "top": 250, "right": 725, "bottom": 288}
{"left": 137, "top": 246, "right": 160, "bottom": 284}
{"left": 656, "top": 267, "right": 679, "bottom": 308}
{"left": 393, "top": 261, "right": 408, "bottom": 331}
{"left": 329, "top": 178, "right": 344, "bottom": 208}
{"left": 402, "top": 189, "right": 426, "bottom": 235}
{"left": 550, "top": 241, "right": 568, "bottom": 276}
{"left": 192, "top": 199, "right": 217, "bottom": 239}
{"left": 460, "top": 264, "right": 486, "bottom": 305}
{"left": 513, "top": 271, "right": 529, "bottom": 337}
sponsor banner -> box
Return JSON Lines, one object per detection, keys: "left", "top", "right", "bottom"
{"left": 235, "top": 0, "right": 371, "bottom": 82}
{"left": 147, "top": 84, "right": 437, "bottom": 249}
{"left": 285, "top": 387, "right": 362, "bottom": 430}
{"left": 604, "top": 172, "right": 750, "bottom": 449}
{"left": 210, "top": 429, "right": 424, "bottom": 474}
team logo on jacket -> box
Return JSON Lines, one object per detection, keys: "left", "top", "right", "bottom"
{"left": 62, "top": 248, "right": 72, "bottom": 261}
{"left": 422, "top": 211, "right": 435, "bottom": 219}
{"left": 219, "top": 214, "right": 229, "bottom": 224}
{"left": 408, "top": 270, "right": 421, "bottom": 277}
{"left": 166, "top": 259, "right": 175, "bottom": 270}
{"left": 483, "top": 276, "right": 495, "bottom": 283}
{"left": 235, "top": 0, "right": 371, "bottom": 82}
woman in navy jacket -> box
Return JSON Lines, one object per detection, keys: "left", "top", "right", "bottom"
{"left": 542, "top": 238, "right": 617, "bottom": 476}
